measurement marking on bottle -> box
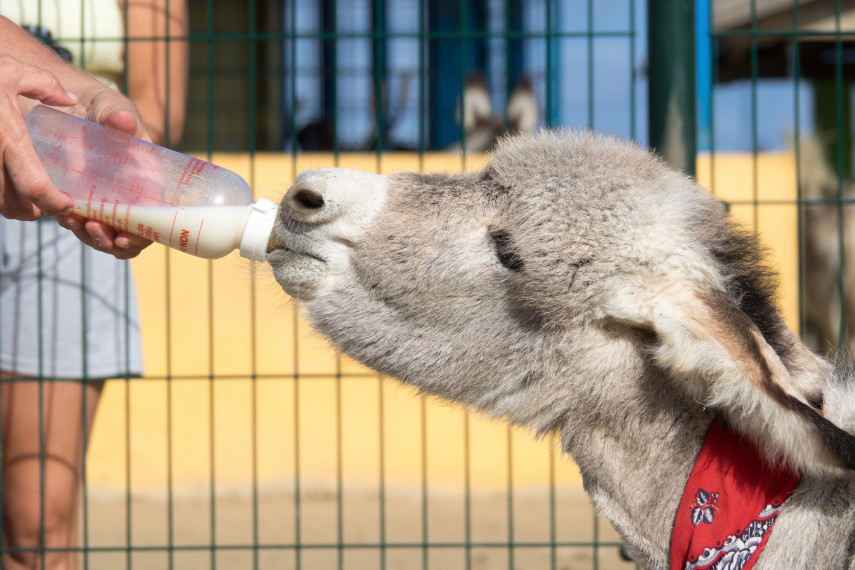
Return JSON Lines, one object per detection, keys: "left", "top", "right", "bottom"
{"left": 177, "top": 158, "right": 207, "bottom": 190}
{"left": 169, "top": 209, "right": 180, "bottom": 249}
{"left": 195, "top": 219, "right": 206, "bottom": 256}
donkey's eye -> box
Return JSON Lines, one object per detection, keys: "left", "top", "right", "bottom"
{"left": 489, "top": 229, "right": 524, "bottom": 272}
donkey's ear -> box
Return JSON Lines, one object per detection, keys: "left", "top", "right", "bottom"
{"left": 604, "top": 275, "right": 855, "bottom": 476}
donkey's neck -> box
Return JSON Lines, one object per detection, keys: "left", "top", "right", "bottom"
{"left": 558, "top": 369, "right": 710, "bottom": 569}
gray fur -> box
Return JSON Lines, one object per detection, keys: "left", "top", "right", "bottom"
{"left": 267, "top": 130, "right": 855, "bottom": 569}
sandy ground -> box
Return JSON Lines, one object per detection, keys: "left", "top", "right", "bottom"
{"left": 79, "top": 482, "right": 640, "bottom": 570}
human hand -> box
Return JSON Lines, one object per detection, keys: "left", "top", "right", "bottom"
{"left": 55, "top": 88, "right": 155, "bottom": 259}
{"left": 1, "top": 54, "right": 152, "bottom": 259}
{"left": 0, "top": 54, "right": 76, "bottom": 220}
{"left": 55, "top": 213, "right": 149, "bottom": 260}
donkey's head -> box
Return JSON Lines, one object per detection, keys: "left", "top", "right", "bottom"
{"left": 268, "top": 130, "right": 855, "bottom": 478}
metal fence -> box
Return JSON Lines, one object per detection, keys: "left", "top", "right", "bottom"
{"left": 2, "top": 0, "right": 853, "bottom": 569}
{"left": 704, "top": 0, "right": 855, "bottom": 352}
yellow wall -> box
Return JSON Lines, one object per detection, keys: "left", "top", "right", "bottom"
{"left": 86, "top": 151, "right": 800, "bottom": 493}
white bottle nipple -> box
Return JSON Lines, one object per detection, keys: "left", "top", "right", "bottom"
{"left": 239, "top": 198, "right": 279, "bottom": 261}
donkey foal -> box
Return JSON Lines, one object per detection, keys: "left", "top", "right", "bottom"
{"left": 267, "top": 130, "right": 855, "bottom": 569}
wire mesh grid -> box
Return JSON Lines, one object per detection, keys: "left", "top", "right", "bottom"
{"left": 2, "top": 0, "right": 853, "bottom": 569}
{"left": 704, "top": 0, "right": 855, "bottom": 353}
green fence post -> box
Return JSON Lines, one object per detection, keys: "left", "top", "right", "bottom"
{"left": 648, "top": 0, "right": 697, "bottom": 176}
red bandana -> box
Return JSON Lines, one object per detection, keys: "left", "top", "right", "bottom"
{"left": 669, "top": 420, "right": 802, "bottom": 570}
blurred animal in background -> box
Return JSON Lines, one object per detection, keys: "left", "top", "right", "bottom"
{"left": 454, "top": 71, "right": 539, "bottom": 152}
{"left": 796, "top": 135, "right": 855, "bottom": 353}
{"left": 294, "top": 70, "right": 537, "bottom": 152}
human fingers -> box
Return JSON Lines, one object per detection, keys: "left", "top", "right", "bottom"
{"left": 112, "top": 230, "right": 152, "bottom": 254}
{"left": 56, "top": 215, "right": 152, "bottom": 260}
{"left": 101, "top": 110, "right": 141, "bottom": 137}
{"left": 84, "top": 91, "right": 151, "bottom": 141}
{"left": 1, "top": 121, "right": 72, "bottom": 219}
{"left": 0, "top": 54, "right": 78, "bottom": 108}
{"left": 0, "top": 57, "right": 77, "bottom": 219}
{"left": 0, "top": 171, "right": 40, "bottom": 220}
{"left": 0, "top": 131, "right": 74, "bottom": 220}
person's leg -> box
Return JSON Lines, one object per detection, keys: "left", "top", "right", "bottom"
{"left": 1, "top": 374, "right": 102, "bottom": 570}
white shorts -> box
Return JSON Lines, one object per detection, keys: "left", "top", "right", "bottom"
{"left": 0, "top": 218, "right": 143, "bottom": 379}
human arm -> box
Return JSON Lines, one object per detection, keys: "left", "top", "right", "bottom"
{"left": 124, "top": 0, "right": 189, "bottom": 147}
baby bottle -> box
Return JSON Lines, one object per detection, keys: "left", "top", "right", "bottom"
{"left": 24, "top": 105, "right": 278, "bottom": 261}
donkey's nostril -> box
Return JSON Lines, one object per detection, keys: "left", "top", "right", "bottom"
{"left": 293, "top": 188, "right": 325, "bottom": 210}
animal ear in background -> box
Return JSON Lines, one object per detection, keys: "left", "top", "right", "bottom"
{"left": 454, "top": 71, "right": 541, "bottom": 153}
{"left": 507, "top": 78, "right": 539, "bottom": 135}
{"left": 603, "top": 276, "right": 855, "bottom": 477}
{"left": 456, "top": 71, "right": 493, "bottom": 132}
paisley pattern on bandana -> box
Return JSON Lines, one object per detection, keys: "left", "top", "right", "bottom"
{"left": 684, "top": 503, "right": 784, "bottom": 570}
